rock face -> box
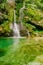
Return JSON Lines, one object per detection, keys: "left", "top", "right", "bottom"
{"left": 27, "top": 18, "right": 43, "bottom": 30}
{"left": 27, "top": 20, "right": 43, "bottom": 30}
{"left": 32, "top": 20, "right": 43, "bottom": 28}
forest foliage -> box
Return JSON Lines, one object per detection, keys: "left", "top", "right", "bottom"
{"left": 15, "top": 0, "right": 43, "bottom": 37}
{"left": 0, "top": 0, "right": 14, "bottom": 36}
{"left": 0, "top": 0, "right": 43, "bottom": 36}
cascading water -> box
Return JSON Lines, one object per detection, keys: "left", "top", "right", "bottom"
{"left": 13, "top": 10, "right": 20, "bottom": 37}
{"left": 19, "top": 2, "right": 30, "bottom": 36}
{"left": 19, "top": 2, "right": 25, "bottom": 24}
{"left": 10, "top": 1, "right": 30, "bottom": 37}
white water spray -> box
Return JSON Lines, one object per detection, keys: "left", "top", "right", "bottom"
{"left": 13, "top": 10, "right": 20, "bottom": 37}
{"left": 19, "top": 2, "right": 25, "bottom": 24}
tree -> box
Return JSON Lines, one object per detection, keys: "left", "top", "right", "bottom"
{"left": 0, "top": 0, "right": 14, "bottom": 36}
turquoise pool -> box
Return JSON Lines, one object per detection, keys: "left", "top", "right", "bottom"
{"left": 0, "top": 38, "right": 14, "bottom": 49}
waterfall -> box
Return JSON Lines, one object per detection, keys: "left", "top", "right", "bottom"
{"left": 13, "top": 10, "right": 20, "bottom": 37}
{"left": 10, "top": 1, "right": 30, "bottom": 37}
{"left": 19, "top": 2, "right": 26, "bottom": 30}
{"left": 19, "top": 2, "right": 25, "bottom": 24}
{"left": 19, "top": 2, "right": 30, "bottom": 36}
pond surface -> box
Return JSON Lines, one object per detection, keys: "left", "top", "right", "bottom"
{"left": 0, "top": 38, "right": 14, "bottom": 49}
{"left": 0, "top": 38, "right": 43, "bottom": 65}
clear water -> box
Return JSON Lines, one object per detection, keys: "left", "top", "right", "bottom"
{"left": 0, "top": 38, "right": 14, "bottom": 49}
{"left": 0, "top": 38, "right": 43, "bottom": 65}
